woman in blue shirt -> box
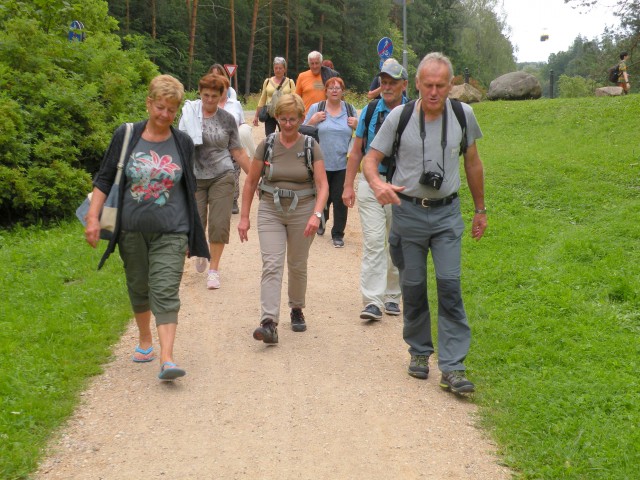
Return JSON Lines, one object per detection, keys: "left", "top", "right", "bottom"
{"left": 303, "top": 78, "right": 358, "bottom": 247}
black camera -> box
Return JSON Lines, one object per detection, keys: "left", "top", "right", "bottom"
{"left": 419, "top": 171, "right": 444, "bottom": 189}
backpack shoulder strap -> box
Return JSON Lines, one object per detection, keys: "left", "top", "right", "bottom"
{"left": 318, "top": 100, "right": 326, "bottom": 112}
{"left": 385, "top": 100, "right": 416, "bottom": 182}
{"left": 449, "top": 99, "right": 468, "bottom": 155}
{"left": 261, "top": 133, "right": 277, "bottom": 179}
{"left": 303, "top": 135, "right": 315, "bottom": 180}
{"left": 346, "top": 102, "right": 356, "bottom": 118}
{"left": 361, "top": 99, "right": 380, "bottom": 153}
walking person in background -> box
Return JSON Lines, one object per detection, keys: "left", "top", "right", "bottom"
{"left": 219, "top": 81, "right": 256, "bottom": 214}
{"left": 295, "top": 51, "right": 339, "bottom": 114}
{"left": 209, "top": 63, "right": 238, "bottom": 100}
{"left": 303, "top": 77, "right": 358, "bottom": 247}
{"left": 618, "top": 51, "right": 630, "bottom": 94}
{"left": 362, "top": 52, "right": 487, "bottom": 394}
{"left": 238, "top": 94, "right": 328, "bottom": 344}
{"left": 179, "top": 73, "right": 249, "bottom": 290}
{"left": 342, "top": 59, "right": 408, "bottom": 322}
{"left": 254, "top": 57, "right": 296, "bottom": 136}
{"left": 84, "top": 74, "right": 209, "bottom": 381}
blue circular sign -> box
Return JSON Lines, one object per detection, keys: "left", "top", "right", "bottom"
{"left": 377, "top": 37, "right": 393, "bottom": 58}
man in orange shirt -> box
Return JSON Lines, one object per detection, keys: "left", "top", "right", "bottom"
{"left": 296, "top": 51, "right": 339, "bottom": 113}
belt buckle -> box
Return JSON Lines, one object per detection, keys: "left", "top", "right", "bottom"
{"left": 420, "top": 198, "right": 431, "bottom": 208}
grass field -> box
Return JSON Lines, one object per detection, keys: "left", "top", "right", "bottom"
{"left": 1, "top": 94, "right": 639, "bottom": 479}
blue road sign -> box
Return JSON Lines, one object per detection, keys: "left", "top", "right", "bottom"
{"left": 377, "top": 37, "right": 393, "bottom": 58}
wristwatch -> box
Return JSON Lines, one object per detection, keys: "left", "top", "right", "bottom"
{"left": 313, "top": 211, "right": 322, "bottom": 219}
{"left": 475, "top": 208, "right": 487, "bottom": 214}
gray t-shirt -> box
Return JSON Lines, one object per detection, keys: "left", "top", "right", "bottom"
{"left": 121, "top": 135, "right": 189, "bottom": 233}
{"left": 370, "top": 99, "right": 483, "bottom": 198}
{"left": 195, "top": 108, "right": 242, "bottom": 180}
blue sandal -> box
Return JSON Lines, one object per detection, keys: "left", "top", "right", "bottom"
{"left": 132, "top": 345, "right": 155, "bottom": 363}
{"left": 158, "top": 362, "right": 186, "bottom": 380}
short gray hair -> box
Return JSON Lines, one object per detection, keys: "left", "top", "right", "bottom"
{"left": 416, "top": 52, "right": 454, "bottom": 82}
{"left": 273, "top": 56, "right": 287, "bottom": 68}
{"left": 308, "top": 51, "right": 323, "bottom": 62}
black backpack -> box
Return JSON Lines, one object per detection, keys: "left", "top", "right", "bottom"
{"left": 298, "top": 100, "right": 357, "bottom": 143}
{"left": 362, "top": 99, "right": 468, "bottom": 182}
{"left": 608, "top": 64, "right": 621, "bottom": 83}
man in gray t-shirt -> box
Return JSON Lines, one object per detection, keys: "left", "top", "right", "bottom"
{"left": 362, "top": 52, "right": 487, "bottom": 396}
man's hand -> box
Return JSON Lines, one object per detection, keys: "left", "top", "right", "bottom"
{"left": 471, "top": 213, "right": 487, "bottom": 240}
{"left": 371, "top": 181, "right": 404, "bottom": 206}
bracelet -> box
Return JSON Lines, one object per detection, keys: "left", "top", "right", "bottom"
{"left": 474, "top": 208, "right": 487, "bottom": 214}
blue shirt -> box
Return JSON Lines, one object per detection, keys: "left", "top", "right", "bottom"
{"left": 355, "top": 97, "right": 408, "bottom": 173}
{"left": 304, "top": 101, "right": 353, "bottom": 171}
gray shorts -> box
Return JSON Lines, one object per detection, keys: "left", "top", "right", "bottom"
{"left": 118, "top": 231, "right": 187, "bottom": 325}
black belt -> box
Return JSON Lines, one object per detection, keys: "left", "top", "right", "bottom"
{"left": 397, "top": 191, "right": 458, "bottom": 208}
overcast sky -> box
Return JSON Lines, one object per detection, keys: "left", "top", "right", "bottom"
{"left": 499, "top": 0, "right": 621, "bottom": 62}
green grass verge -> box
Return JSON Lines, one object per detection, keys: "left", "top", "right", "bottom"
{"left": 0, "top": 223, "right": 132, "bottom": 479}
{"left": 1, "top": 95, "right": 639, "bottom": 479}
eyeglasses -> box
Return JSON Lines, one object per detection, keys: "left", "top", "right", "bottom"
{"left": 327, "top": 86, "right": 342, "bottom": 91}
{"left": 277, "top": 117, "right": 299, "bottom": 125}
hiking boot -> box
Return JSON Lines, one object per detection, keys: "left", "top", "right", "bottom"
{"left": 408, "top": 355, "right": 430, "bottom": 379}
{"left": 290, "top": 308, "right": 307, "bottom": 332}
{"left": 384, "top": 302, "right": 401, "bottom": 316}
{"left": 253, "top": 319, "right": 278, "bottom": 344}
{"left": 440, "top": 371, "right": 475, "bottom": 394}
{"left": 207, "top": 270, "right": 221, "bottom": 289}
{"left": 360, "top": 304, "right": 382, "bottom": 320}
{"left": 332, "top": 237, "right": 344, "bottom": 248}
{"left": 232, "top": 200, "right": 239, "bottom": 214}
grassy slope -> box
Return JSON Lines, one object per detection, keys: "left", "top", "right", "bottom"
{"left": 0, "top": 96, "right": 639, "bottom": 479}
{"left": 462, "top": 96, "right": 640, "bottom": 478}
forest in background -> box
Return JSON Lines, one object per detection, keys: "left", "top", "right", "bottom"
{"left": 0, "top": 0, "right": 636, "bottom": 226}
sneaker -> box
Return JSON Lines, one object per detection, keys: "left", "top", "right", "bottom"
{"left": 195, "top": 257, "right": 208, "bottom": 273}
{"left": 440, "top": 371, "right": 475, "bottom": 394}
{"left": 253, "top": 319, "right": 278, "bottom": 344}
{"left": 317, "top": 225, "right": 325, "bottom": 236}
{"left": 290, "top": 308, "right": 307, "bottom": 332}
{"left": 332, "top": 238, "right": 344, "bottom": 248}
{"left": 207, "top": 270, "right": 221, "bottom": 289}
{"left": 360, "top": 304, "right": 382, "bottom": 320}
{"left": 407, "top": 355, "right": 430, "bottom": 379}
{"left": 384, "top": 302, "right": 401, "bottom": 316}
{"left": 232, "top": 200, "right": 239, "bottom": 214}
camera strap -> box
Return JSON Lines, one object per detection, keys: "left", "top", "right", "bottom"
{"left": 419, "top": 99, "right": 447, "bottom": 178}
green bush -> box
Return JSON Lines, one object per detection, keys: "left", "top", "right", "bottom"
{"left": 558, "top": 74, "right": 599, "bottom": 98}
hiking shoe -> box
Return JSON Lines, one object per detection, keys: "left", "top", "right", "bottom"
{"left": 290, "top": 308, "right": 307, "bottom": 332}
{"left": 253, "top": 319, "right": 278, "bottom": 344}
{"left": 440, "top": 371, "right": 475, "bottom": 394}
{"left": 384, "top": 302, "right": 401, "bottom": 316}
{"left": 207, "top": 270, "right": 221, "bottom": 289}
{"left": 332, "top": 238, "right": 344, "bottom": 248}
{"left": 360, "top": 304, "right": 382, "bottom": 320}
{"left": 195, "top": 257, "right": 208, "bottom": 273}
{"left": 408, "top": 355, "right": 430, "bottom": 379}
{"left": 232, "top": 200, "right": 239, "bottom": 214}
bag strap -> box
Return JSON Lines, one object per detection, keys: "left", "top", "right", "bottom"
{"left": 449, "top": 99, "right": 468, "bottom": 155}
{"left": 317, "top": 100, "right": 326, "bottom": 112}
{"left": 113, "top": 123, "right": 133, "bottom": 186}
{"left": 275, "top": 76, "right": 287, "bottom": 91}
{"left": 361, "top": 98, "right": 380, "bottom": 154}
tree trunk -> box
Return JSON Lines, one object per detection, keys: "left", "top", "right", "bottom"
{"left": 295, "top": 1, "right": 299, "bottom": 73}
{"left": 188, "top": 0, "right": 198, "bottom": 90}
{"left": 319, "top": 12, "right": 324, "bottom": 53}
{"left": 245, "top": 0, "right": 260, "bottom": 96}
{"left": 230, "top": 0, "right": 239, "bottom": 94}
{"left": 150, "top": 0, "right": 156, "bottom": 40}
{"left": 268, "top": 0, "right": 272, "bottom": 77}
{"left": 125, "top": 0, "right": 130, "bottom": 35}
{"left": 285, "top": 0, "right": 290, "bottom": 64}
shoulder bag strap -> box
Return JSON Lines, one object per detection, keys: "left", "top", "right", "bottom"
{"left": 113, "top": 123, "right": 133, "bottom": 186}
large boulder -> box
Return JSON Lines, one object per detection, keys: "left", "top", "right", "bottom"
{"left": 487, "top": 71, "right": 542, "bottom": 100}
{"left": 449, "top": 83, "right": 483, "bottom": 103}
{"left": 595, "top": 86, "right": 624, "bottom": 97}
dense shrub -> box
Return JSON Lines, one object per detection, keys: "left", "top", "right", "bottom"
{"left": 558, "top": 74, "right": 599, "bottom": 98}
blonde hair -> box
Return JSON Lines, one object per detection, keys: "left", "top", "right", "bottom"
{"left": 274, "top": 93, "right": 305, "bottom": 119}
{"left": 148, "top": 74, "right": 184, "bottom": 104}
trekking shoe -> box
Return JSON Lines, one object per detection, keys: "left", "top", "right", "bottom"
{"left": 207, "top": 270, "right": 221, "bottom": 289}
{"left": 290, "top": 308, "right": 307, "bottom": 332}
{"left": 384, "top": 302, "right": 401, "bottom": 316}
{"left": 195, "top": 257, "right": 208, "bottom": 273}
{"left": 232, "top": 200, "right": 239, "bottom": 214}
{"left": 332, "top": 238, "right": 345, "bottom": 248}
{"left": 407, "top": 355, "right": 430, "bottom": 379}
{"left": 253, "top": 319, "right": 278, "bottom": 344}
{"left": 360, "top": 304, "right": 382, "bottom": 320}
{"left": 440, "top": 371, "right": 475, "bottom": 394}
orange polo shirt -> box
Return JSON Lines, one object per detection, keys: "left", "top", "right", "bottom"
{"left": 295, "top": 70, "right": 326, "bottom": 113}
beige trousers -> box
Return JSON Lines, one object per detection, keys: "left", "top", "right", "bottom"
{"left": 257, "top": 194, "right": 315, "bottom": 324}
